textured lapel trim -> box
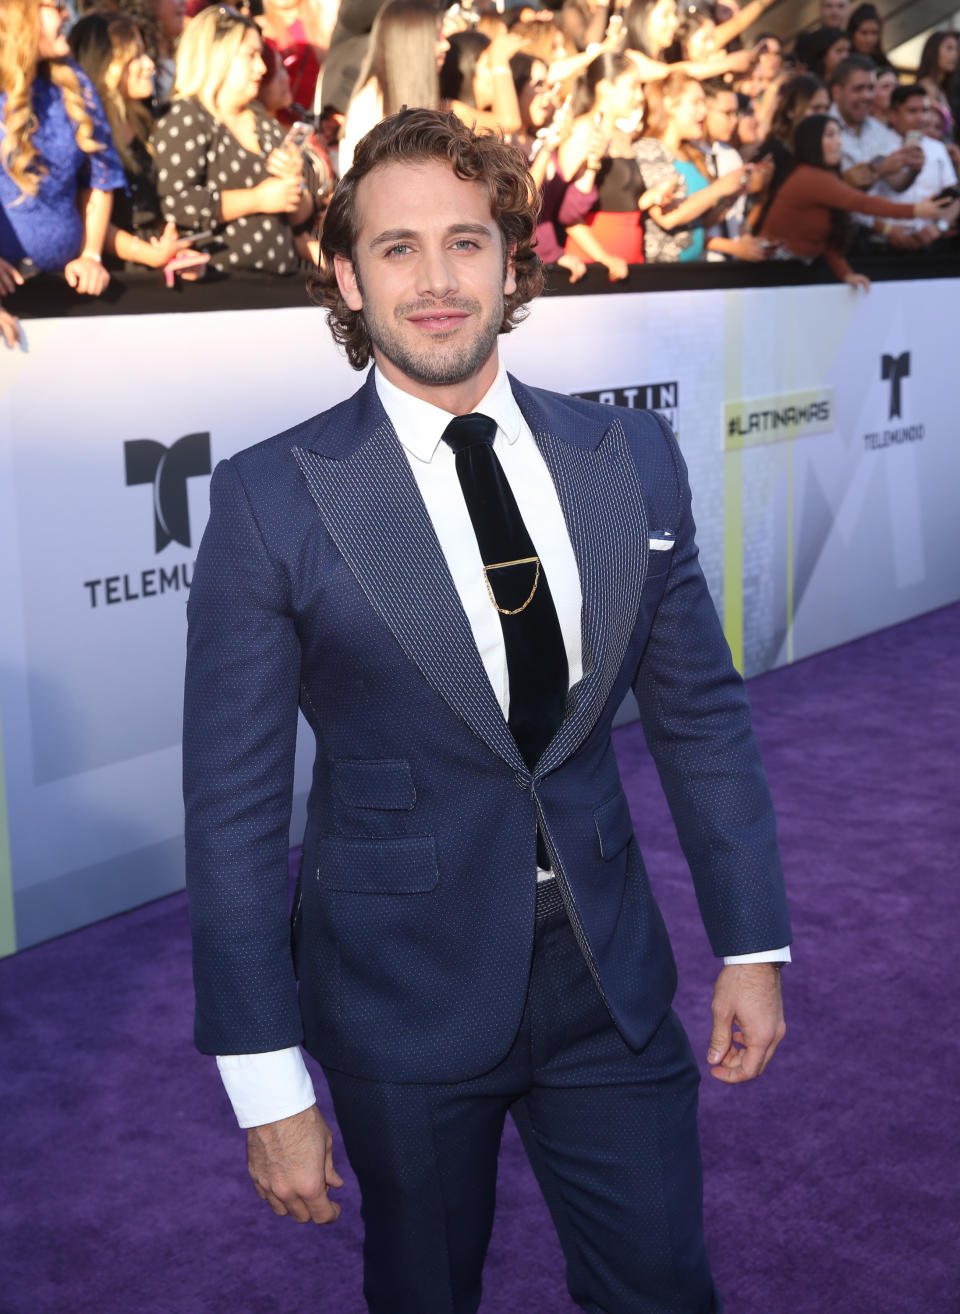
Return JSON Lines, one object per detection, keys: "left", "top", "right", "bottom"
{"left": 510, "top": 382, "right": 648, "bottom": 775}
{"left": 293, "top": 412, "right": 526, "bottom": 774}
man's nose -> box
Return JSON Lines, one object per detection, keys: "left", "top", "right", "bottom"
{"left": 416, "top": 245, "right": 458, "bottom": 298}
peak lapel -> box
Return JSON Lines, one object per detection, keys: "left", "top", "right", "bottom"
{"left": 293, "top": 409, "right": 525, "bottom": 774}
{"left": 510, "top": 383, "right": 648, "bottom": 775}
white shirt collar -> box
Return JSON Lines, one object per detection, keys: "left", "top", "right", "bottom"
{"left": 829, "top": 103, "right": 858, "bottom": 134}
{"left": 374, "top": 358, "right": 523, "bottom": 464}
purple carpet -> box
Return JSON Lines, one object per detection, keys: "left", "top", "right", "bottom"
{"left": 2, "top": 603, "right": 959, "bottom": 1313}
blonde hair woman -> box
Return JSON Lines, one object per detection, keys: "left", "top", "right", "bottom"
{"left": 0, "top": 0, "right": 124, "bottom": 296}
{"left": 154, "top": 5, "right": 316, "bottom": 274}
{"left": 339, "top": 0, "right": 447, "bottom": 175}
{"left": 70, "top": 11, "right": 193, "bottom": 270}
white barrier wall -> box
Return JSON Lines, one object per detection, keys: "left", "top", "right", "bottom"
{"left": 1, "top": 279, "right": 957, "bottom": 953}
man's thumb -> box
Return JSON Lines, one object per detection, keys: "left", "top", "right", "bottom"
{"left": 707, "top": 1015, "right": 731, "bottom": 1066}
{"left": 325, "top": 1145, "right": 344, "bottom": 1188}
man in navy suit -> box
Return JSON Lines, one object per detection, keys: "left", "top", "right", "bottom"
{"left": 184, "top": 109, "right": 791, "bottom": 1313}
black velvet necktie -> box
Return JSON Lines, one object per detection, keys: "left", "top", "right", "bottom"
{"left": 441, "top": 413, "right": 568, "bottom": 869}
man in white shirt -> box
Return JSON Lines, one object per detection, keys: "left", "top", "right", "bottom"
{"left": 872, "top": 83, "right": 959, "bottom": 245}
{"left": 829, "top": 56, "right": 923, "bottom": 192}
{"left": 184, "top": 107, "right": 791, "bottom": 1314}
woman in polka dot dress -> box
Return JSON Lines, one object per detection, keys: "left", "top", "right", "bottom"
{"left": 154, "top": 5, "right": 316, "bottom": 275}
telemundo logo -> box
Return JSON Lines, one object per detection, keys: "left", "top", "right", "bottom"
{"left": 82, "top": 433, "right": 212, "bottom": 609}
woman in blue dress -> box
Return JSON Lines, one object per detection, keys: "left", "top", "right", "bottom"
{"left": 0, "top": 0, "right": 125, "bottom": 298}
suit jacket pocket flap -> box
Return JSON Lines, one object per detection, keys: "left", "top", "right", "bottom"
{"left": 333, "top": 759, "right": 417, "bottom": 810}
{"left": 316, "top": 835, "right": 438, "bottom": 893}
{"left": 593, "top": 791, "right": 634, "bottom": 861}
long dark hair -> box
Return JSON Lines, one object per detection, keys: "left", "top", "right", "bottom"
{"left": 624, "top": 0, "right": 668, "bottom": 60}
{"left": 440, "top": 30, "right": 489, "bottom": 107}
{"left": 750, "top": 75, "right": 827, "bottom": 233}
{"left": 794, "top": 113, "right": 850, "bottom": 250}
{"left": 352, "top": 0, "right": 441, "bottom": 117}
{"left": 571, "top": 50, "right": 633, "bottom": 117}
{"left": 769, "top": 73, "right": 828, "bottom": 149}
{"left": 793, "top": 114, "right": 832, "bottom": 168}
{"left": 68, "top": 10, "right": 154, "bottom": 174}
{"left": 917, "top": 31, "right": 958, "bottom": 99}
{"left": 804, "top": 27, "right": 848, "bottom": 80}
{"left": 847, "top": 4, "right": 886, "bottom": 65}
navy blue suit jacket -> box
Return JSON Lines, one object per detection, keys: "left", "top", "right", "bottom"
{"left": 183, "top": 369, "right": 791, "bottom": 1083}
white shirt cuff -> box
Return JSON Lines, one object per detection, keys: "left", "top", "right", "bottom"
{"left": 216, "top": 1047, "right": 316, "bottom": 1129}
{"left": 723, "top": 946, "right": 792, "bottom": 965}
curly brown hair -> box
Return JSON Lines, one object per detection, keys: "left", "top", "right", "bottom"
{"left": 311, "top": 107, "right": 544, "bottom": 371}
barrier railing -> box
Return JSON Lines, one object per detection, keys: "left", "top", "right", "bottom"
{"left": 1, "top": 270, "right": 957, "bottom": 954}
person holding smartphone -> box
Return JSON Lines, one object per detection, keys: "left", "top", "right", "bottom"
{"left": 754, "top": 113, "right": 959, "bottom": 288}
{"left": 871, "top": 84, "right": 959, "bottom": 247}
{"left": 635, "top": 72, "right": 752, "bottom": 264}
{"left": 154, "top": 5, "right": 316, "bottom": 276}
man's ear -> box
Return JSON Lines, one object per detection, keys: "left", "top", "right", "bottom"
{"left": 504, "top": 242, "right": 518, "bottom": 298}
{"left": 334, "top": 253, "right": 364, "bottom": 311}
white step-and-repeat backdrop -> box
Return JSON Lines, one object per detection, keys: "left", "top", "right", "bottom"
{"left": 1, "top": 279, "right": 957, "bottom": 953}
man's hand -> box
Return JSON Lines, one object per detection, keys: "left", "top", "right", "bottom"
{"left": 707, "top": 963, "right": 785, "bottom": 1083}
{"left": 246, "top": 1104, "right": 344, "bottom": 1223}
{"left": 885, "top": 224, "right": 931, "bottom": 250}
{"left": 875, "top": 147, "right": 910, "bottom": 178}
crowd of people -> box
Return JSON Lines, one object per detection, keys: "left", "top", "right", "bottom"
{"left": 2, "top": 0, "right": 959, "bottom": 344}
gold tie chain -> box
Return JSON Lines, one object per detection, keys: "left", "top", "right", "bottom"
{"left": 482, "top": 556, "right": 540, "bottom": 616}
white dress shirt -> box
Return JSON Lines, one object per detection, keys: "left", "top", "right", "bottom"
{"left": 830, "top": 108, "right": 899, "bottom": 173}
{"left": 217, "top": 361, "right": 789, "bottom": 1127}
{"left": 873, "top": 133, "right": 958, "bottom": 231}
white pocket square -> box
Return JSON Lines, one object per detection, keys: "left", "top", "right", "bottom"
{"left": 648, "top": 532, "right": 675, "bottom": 552}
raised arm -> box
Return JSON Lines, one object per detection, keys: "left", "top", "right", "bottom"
{"left": 711, "top": 0, "right": 776, "bottom": 52}
{"left": 646, "top": 166, "right": 747, "bottom": 231}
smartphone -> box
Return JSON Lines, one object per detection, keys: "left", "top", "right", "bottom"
{"left": 163, "top": 248, "right": 211, "bottom": 287}
{"left": 281, "top": 121, "right": 313, "bottom": 154}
